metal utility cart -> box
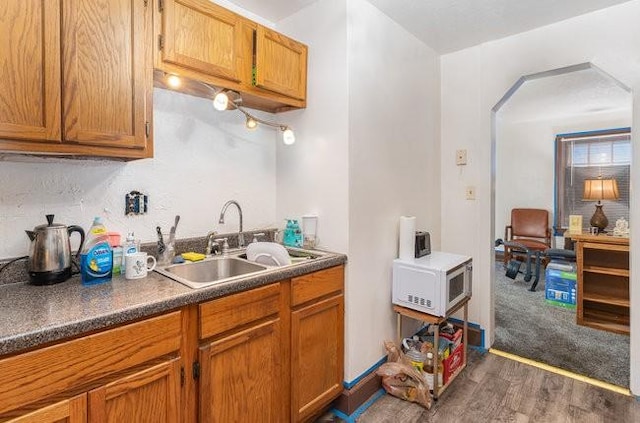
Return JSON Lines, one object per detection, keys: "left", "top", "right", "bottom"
{"left": 394, "top": 296, "right": 469, "bottom": 400}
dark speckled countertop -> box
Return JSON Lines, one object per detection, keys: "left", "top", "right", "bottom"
{"left": 0, "top": 250, "right": 346, "bottom": 357}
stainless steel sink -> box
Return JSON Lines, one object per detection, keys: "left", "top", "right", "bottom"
{"left": 155, "top": 246, "right": 328, "bottom": 289}
{"left": 156, "top": 257, "right": 268, "bottom": 289}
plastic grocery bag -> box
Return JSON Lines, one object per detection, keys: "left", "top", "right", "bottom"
{"left": 376, "top": 341, "right": 432, "bottom": 409}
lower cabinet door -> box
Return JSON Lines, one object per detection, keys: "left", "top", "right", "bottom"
{"left": 199, "top": 318, "right": 282, "bottom": 423}
{"left": 4, "top": 394, "right": 87, "bottom": 423}
{"left": 88, "top": 359, "right": 181, "bottom": 423}
{"left": 291, "top": 295, "right": 344, "bottom": 422}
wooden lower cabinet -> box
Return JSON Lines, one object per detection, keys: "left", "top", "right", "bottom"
{"left": 0, "top": 266, "right": 345, "bottom": 423}
{"left": 199, "top": 319, "right": 282, "bottom": 422}
{"left": 88, "top": 359, "right": 181, "bottom": 423}
{"left": 290, "top": 266, "right": 345, "bottom": 422}
{"left": 3, "top": 394, "right": 87, "bottom": 423}
{"left": 291, "top": 294, "right": 344, "bottom": 422}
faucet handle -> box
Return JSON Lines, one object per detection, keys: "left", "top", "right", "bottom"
{"left": 214, "top": 237, "right": 229, "bottom": 253}
{"left": 205, "top": 230, "right": 218, "bottom": 255}
{"left": 252, "top": 232, "right": 266, "bottom": 243}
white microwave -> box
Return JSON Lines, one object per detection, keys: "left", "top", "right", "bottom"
{"left": 392, "top": 251, "right": 472, "bottom": 316}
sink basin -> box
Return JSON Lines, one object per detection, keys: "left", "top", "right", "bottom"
{"left": 156, "top": 257, "right": 268, "bottom": 289}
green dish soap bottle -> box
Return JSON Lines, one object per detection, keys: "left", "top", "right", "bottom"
{"left": 80, "top": 217, "right": 113, "bottom": 285}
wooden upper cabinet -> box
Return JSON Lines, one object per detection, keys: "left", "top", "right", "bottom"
{"left": 153, "top": 1, "right": 307, "bottom": 112}
{"left": 0, "top": 1, "right": 61, "bottom": 142}
{"left": 62, "top": 0, "right": 152, "bottom": 150}
{"left": 159, "top": 0, "right": 244, "bottom": 82}
{"left": 255, "top": 26, "right": 307, "bottom": 101}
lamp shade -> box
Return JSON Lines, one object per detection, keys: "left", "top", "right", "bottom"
{"left": 582, "top": 178, "right": 619, "bottom": 201}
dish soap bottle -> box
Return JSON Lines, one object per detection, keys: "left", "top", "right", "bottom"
{"left": 80, "top": 217, "right": 113, "bottom": 285}
{"left": 283, "top": 219, "right": 303, "bottom": 248}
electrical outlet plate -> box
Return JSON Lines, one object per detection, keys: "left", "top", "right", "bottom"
{"left": 456, "top": 149, "right": 467, "bottom": 165}
{"left": 465, "top": 186, "right": 476, "bottom": 200}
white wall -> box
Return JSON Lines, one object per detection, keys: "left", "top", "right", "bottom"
{"left": 441, "top": 0, "right": 640, "bottom": 393}
{"left": 495, "top": 109, "right": 632, "bottom": 242}
{"left": 275, "top": 0, "right": 350, "bottom": 254}
{"left": 0, "top": 88, "right": 277, "bottom": 258}
{"left": 278, "top": 0, "right": 441, "bottom": 382}
{"left": 345, "top": 0, "right": 441, "bottom": 381}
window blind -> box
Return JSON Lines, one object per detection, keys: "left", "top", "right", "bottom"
{"left": 555, "top": 130, "right": 631, "bottom": 233}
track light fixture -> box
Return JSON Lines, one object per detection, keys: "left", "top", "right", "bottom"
{"left": 164, "top": 73, "right": 296, "bottom": 145}
{"left": 245, "top": 116, "right": 258, "bottom": 130}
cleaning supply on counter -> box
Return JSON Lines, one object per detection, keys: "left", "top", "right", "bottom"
{"left": 181, "top": 252, "right": 205, "bottom": 262}
{"left": 283, "top": 219, "right": 303, "bottom": 248}
{"left": 80, "top": 217, "right": 113, "bottom": 285}
{"left": 107, "top": 232, "right": 122, "bottom": 275}
{"left": 124, "top": 232, "right": 139, "bottom": 255}
{"left": 112, "top": 246, "right": 123, "bottom": 276}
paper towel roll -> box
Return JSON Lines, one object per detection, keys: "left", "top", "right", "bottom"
{"left": 399, "top": 216, "right": 416, "bottom": 260}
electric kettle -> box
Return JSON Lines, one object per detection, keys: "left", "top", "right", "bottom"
{"left": 25, "top": 214, "right": 85, "bottom": 285}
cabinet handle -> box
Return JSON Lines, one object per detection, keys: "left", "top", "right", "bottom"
{"left": 145, "top": 121, "right": 151, "bottom": 138}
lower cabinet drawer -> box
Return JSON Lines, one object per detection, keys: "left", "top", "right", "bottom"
{"left": 291, "top": 266, "right": 344, "bottom": 307}
{"left": 199, "top": 283, "right": 280, "bottom": 339}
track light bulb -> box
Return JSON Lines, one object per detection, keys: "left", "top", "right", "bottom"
{"left": 282, "top": 127, "right": 295, "bottom": 145}
{"left": 213, "top": 91, "right": 229, "bottom": 111}
{"left": 167, "top": 74, "right": 181, "bottom": 88}
{"left": 245, "top": 116, "right": 258, "bottom": 130}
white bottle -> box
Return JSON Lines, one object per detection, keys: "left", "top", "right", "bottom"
{"left": 124, "top": 232, "right": 139, "bottom": 256}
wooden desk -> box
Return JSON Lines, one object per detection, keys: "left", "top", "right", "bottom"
{"left": 393, "top": 297, "right": 469, "bottom": 399}
{"left": 571, "top": 233, "right": 629, "bottom": 335}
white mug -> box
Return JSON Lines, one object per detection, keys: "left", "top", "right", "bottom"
{"left": 125, "top": 252, "right": 156, "bottom": 280}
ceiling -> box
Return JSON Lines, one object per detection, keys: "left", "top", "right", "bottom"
{"left": 227, "top": 0, "right": 633, "bottom": 53}
{"left": 498, "top": 68, "right": 632, "bottom": 122}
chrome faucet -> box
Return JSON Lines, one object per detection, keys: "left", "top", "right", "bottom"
{"left": 218, "top": 200, "right": 244, "bottom": 247}
{"left": 205, "top": 230, "right": 218, "bottom": 255}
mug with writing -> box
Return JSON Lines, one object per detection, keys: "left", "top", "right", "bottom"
{"left": 125, "top": 252, "right": 156, "bottom": 280}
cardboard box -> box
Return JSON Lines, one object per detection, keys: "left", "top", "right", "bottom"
{"left": 545, "top": 268, "right": 577, "bottom": 308}
{"left": 443, "top": 343, "right": 464, "bottom": 385}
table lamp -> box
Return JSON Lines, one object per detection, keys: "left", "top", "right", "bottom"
{"left": 582, "top": 177, "right": 619, "bottom": 233}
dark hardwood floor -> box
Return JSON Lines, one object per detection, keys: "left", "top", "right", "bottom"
{"left": 356, "top": 350, "right": 640, "bottom": 422}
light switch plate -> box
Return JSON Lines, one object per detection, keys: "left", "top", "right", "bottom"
{"left": 456, "top": 149, "right": 467, "bottom": 165}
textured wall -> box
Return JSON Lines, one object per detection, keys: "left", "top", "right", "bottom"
{"left": 0, "top": 88, "right": 277, "bottom": 258}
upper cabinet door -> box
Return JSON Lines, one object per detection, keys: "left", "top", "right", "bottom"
{"left": 160, "top": 0, "right": 244, "bottom": 82}
{"left": 0, "top": 1, "right": 61, "bottom": 142}
{"left": 62, "top": 0, "right": 151, "bottom": 149}
{"left": 255, "top": 26, "right": 307, "bottom": 101}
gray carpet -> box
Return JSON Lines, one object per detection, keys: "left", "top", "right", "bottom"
{"left": 493, "top": 262, "right": 630, "bottom": 388}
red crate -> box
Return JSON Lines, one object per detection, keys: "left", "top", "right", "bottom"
{"left": 443, "top": 343, "right": 464, "bottom": 385}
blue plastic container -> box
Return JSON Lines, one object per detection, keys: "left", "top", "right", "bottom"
{"left": 545, "top": 268, "right": 577, "bottom": 308}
